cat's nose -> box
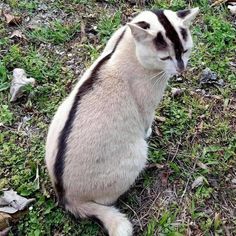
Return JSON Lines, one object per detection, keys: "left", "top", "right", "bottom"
{"left": 177, "top": 60, "right": 185, "bottom": 73}
{"left": 177, "top": 67, "right": 185, "bottom": 73}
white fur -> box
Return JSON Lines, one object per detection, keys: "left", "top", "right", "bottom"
{"left": 45, "top": 8, "right": 199, "bottom": 236}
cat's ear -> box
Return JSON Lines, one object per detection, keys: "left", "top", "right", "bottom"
{"left": 177, "top": 7, "right": 199, "bottom": 27}
{"left": 127, "top": 21, "right": 153, "bottom": 42}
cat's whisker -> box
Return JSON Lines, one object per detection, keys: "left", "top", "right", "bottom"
{"left": 147, "top": 71, "right": 165, "bottom": 81}
{"left": 151, "top": 72, "right": 168, "bottom": 89}
{"left": 135, "top": 71, "right": 165, "bottom": 87}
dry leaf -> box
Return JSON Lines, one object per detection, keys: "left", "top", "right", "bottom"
{"left": 0, "top": 226, "right": 11, "bottom": 236}
{"left": 196, "top": 120, "right": 204, "bottom": 133}
{"left": 192, "top": 176, "right": 205, "bottom": 189}
{"left": 10, "top": 68, "right": 35, "bottom": 102}
{"left": 4, "top": 13, "right": 22, "bottom": 25}
{"left": 155, "top": 116, "right": 166, "bottom": 122}
{"left": 10, "top": 30, "right": 26, "bottom": 40}
{"left": 80, "top": 20, "right": 87, "bottom": 43}
{"left": 0, "top": 213, "right": 11, "bottom": 231}
{"left": 188, "top": 108, "right": 193, "bottom": 119}
{"left": 196, "top": 161, "right": 208, "bottom": 170}
{"left": 0, "top": 190, "right": 35, "bottom": 214}
{"left": 154, "top": 126, "right": 162, "bottom": 137}
{"left": 146, "top": 163, "right": 164, "bottom": 169}
{"left": 211, "top": 0, "right": 227, "bottom": 6}
{"left": 160, "top": 169, "right": 172, "bottom": 186}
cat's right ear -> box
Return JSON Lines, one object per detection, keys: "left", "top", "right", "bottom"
{"left": 127, "top": 22, "right": 153, "bottom": 42}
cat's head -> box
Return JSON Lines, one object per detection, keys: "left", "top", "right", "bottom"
{"left": 127, "top": 8, "right": 199, "bottom": 75}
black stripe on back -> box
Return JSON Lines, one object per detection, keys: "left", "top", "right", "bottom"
{"left": 152, "top": 10, "right": 184, "bottom": 67}
{"left": 53, "top": 29, "right": 126, "bottom": 205}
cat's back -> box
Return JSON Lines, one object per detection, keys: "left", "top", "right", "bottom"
{"left": 45, "top": 65, "right": 142, "bottom": 177}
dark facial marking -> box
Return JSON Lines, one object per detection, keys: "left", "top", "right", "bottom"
{"left": 53, "top": 29, "right": 126, "bottom": 206}
{"left": 180, "top": 27, "right": 188, "bottom": 41}
{"left": 160, "top": 56, "right": 171, "bottom": 61}
{"left": 136, "top": 21, "right": 150, "bottom": 29}
{"left": 177, "top": 9, "right": 191, "bottom": 18}
{"left": 152, "top": 10, "right": 184, "bottom": 70}
{"left": 154, "top": 32, "right": 168, "bottom": 50}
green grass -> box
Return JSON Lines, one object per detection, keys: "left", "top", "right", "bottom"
{"left": 27, "top": 21, "right": 81, "bottom": 44}
{"left": 1, "top": 0, "right": 236, "bottom": 235}
{"left": 97, "top": 11, "right": 122, "bottom": 44}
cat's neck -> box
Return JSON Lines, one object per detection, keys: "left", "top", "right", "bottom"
{"left": 105, "top": 31, "right": 170, "bottom": 130}
{"left": 107, "top": 31, "right": 158, "bottom": 81}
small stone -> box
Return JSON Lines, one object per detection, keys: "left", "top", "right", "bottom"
{"left": 171, "top": 88, "right": 183, "bottom": 97}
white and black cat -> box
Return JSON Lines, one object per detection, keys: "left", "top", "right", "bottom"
{"left": 45, "top": 8, "right": 199, "bottom": 236}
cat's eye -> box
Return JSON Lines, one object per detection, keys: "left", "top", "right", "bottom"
{"left": 160, "top": 56, "right": 171, "bottom": 61}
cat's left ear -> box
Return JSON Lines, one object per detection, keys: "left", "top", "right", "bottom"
{"left": 127, "top": 21, "right": 153, "bottom": 42}
{"left": 177, "top": 7, "right": 199, "bottom": 27}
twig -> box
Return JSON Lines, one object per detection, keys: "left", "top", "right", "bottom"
{"left": 211, "top": 0, "right": 228, "bottom": 7}
{"left": 120, "top": 200, "right": 143, "bottom": 231}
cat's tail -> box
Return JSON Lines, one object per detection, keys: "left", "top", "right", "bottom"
{"left": 66, "top": 201, "right": 133, "bottom": 236}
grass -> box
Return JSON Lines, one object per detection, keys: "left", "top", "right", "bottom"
{"left": 0, "top": 0, "right": 236, "bottom": 235}
{"left": 27, "top": 21, "right": 81, "bottom": 45}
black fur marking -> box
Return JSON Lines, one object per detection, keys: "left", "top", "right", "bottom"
{"left": 180, "top": 27, "right": 188, "bottom": 41}
{"left": 152, "top": 10, "right": 184, "bottom": 69}
{"left": 136, "top": 21, "right": 150, "bottom": 29}
{"left": 154, "top": 32, "right": 168, "bottom": 50}
{"left": 177, "top": 9, "right": 191, "bottom": 18}
{"left": 53, "top": 29, "right": 126, "bottom": 205}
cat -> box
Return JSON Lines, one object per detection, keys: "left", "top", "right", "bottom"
{"left": 45, "top": 8, "right": 199, "bottom": 236}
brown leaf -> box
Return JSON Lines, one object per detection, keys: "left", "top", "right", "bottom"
{"left": 154, "top": 126, "right": 162, "bottom": 137}
{"left": 4, "top": 13, "right": 22, "bottom": 25}
{"left": 196, "top": 161, "right": 208, "bottom": 170}
{"left": 0, "top": 227, "right": 11, "bottom": 236}
{"left": 0, "top": 213, "right": 11, "bottom": 231}
{"left": 10, "top": 30, "right": 26, "bottom": 40}
{"left": 146, "top": 163, "right": 164, "bottom": 169}
{"left": 155, "top": 116, "right": 166, "bottom": 122}
{"left": 191, "top": 176, "right": 206, "bottom": 189}
{"left": 188, "top": 108, "right": 192, "bottom": 119}
{"left": 211, "top": 0, "right": 228, "bottom": 7}
{"left": 160, "top": 168, "right": 172, "bottom": 186}
{"left": 80, "top": 20, "right": 87, "bottom": 43}
{"left": 196, "top": 120, "right": 204, "bottom": 133}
